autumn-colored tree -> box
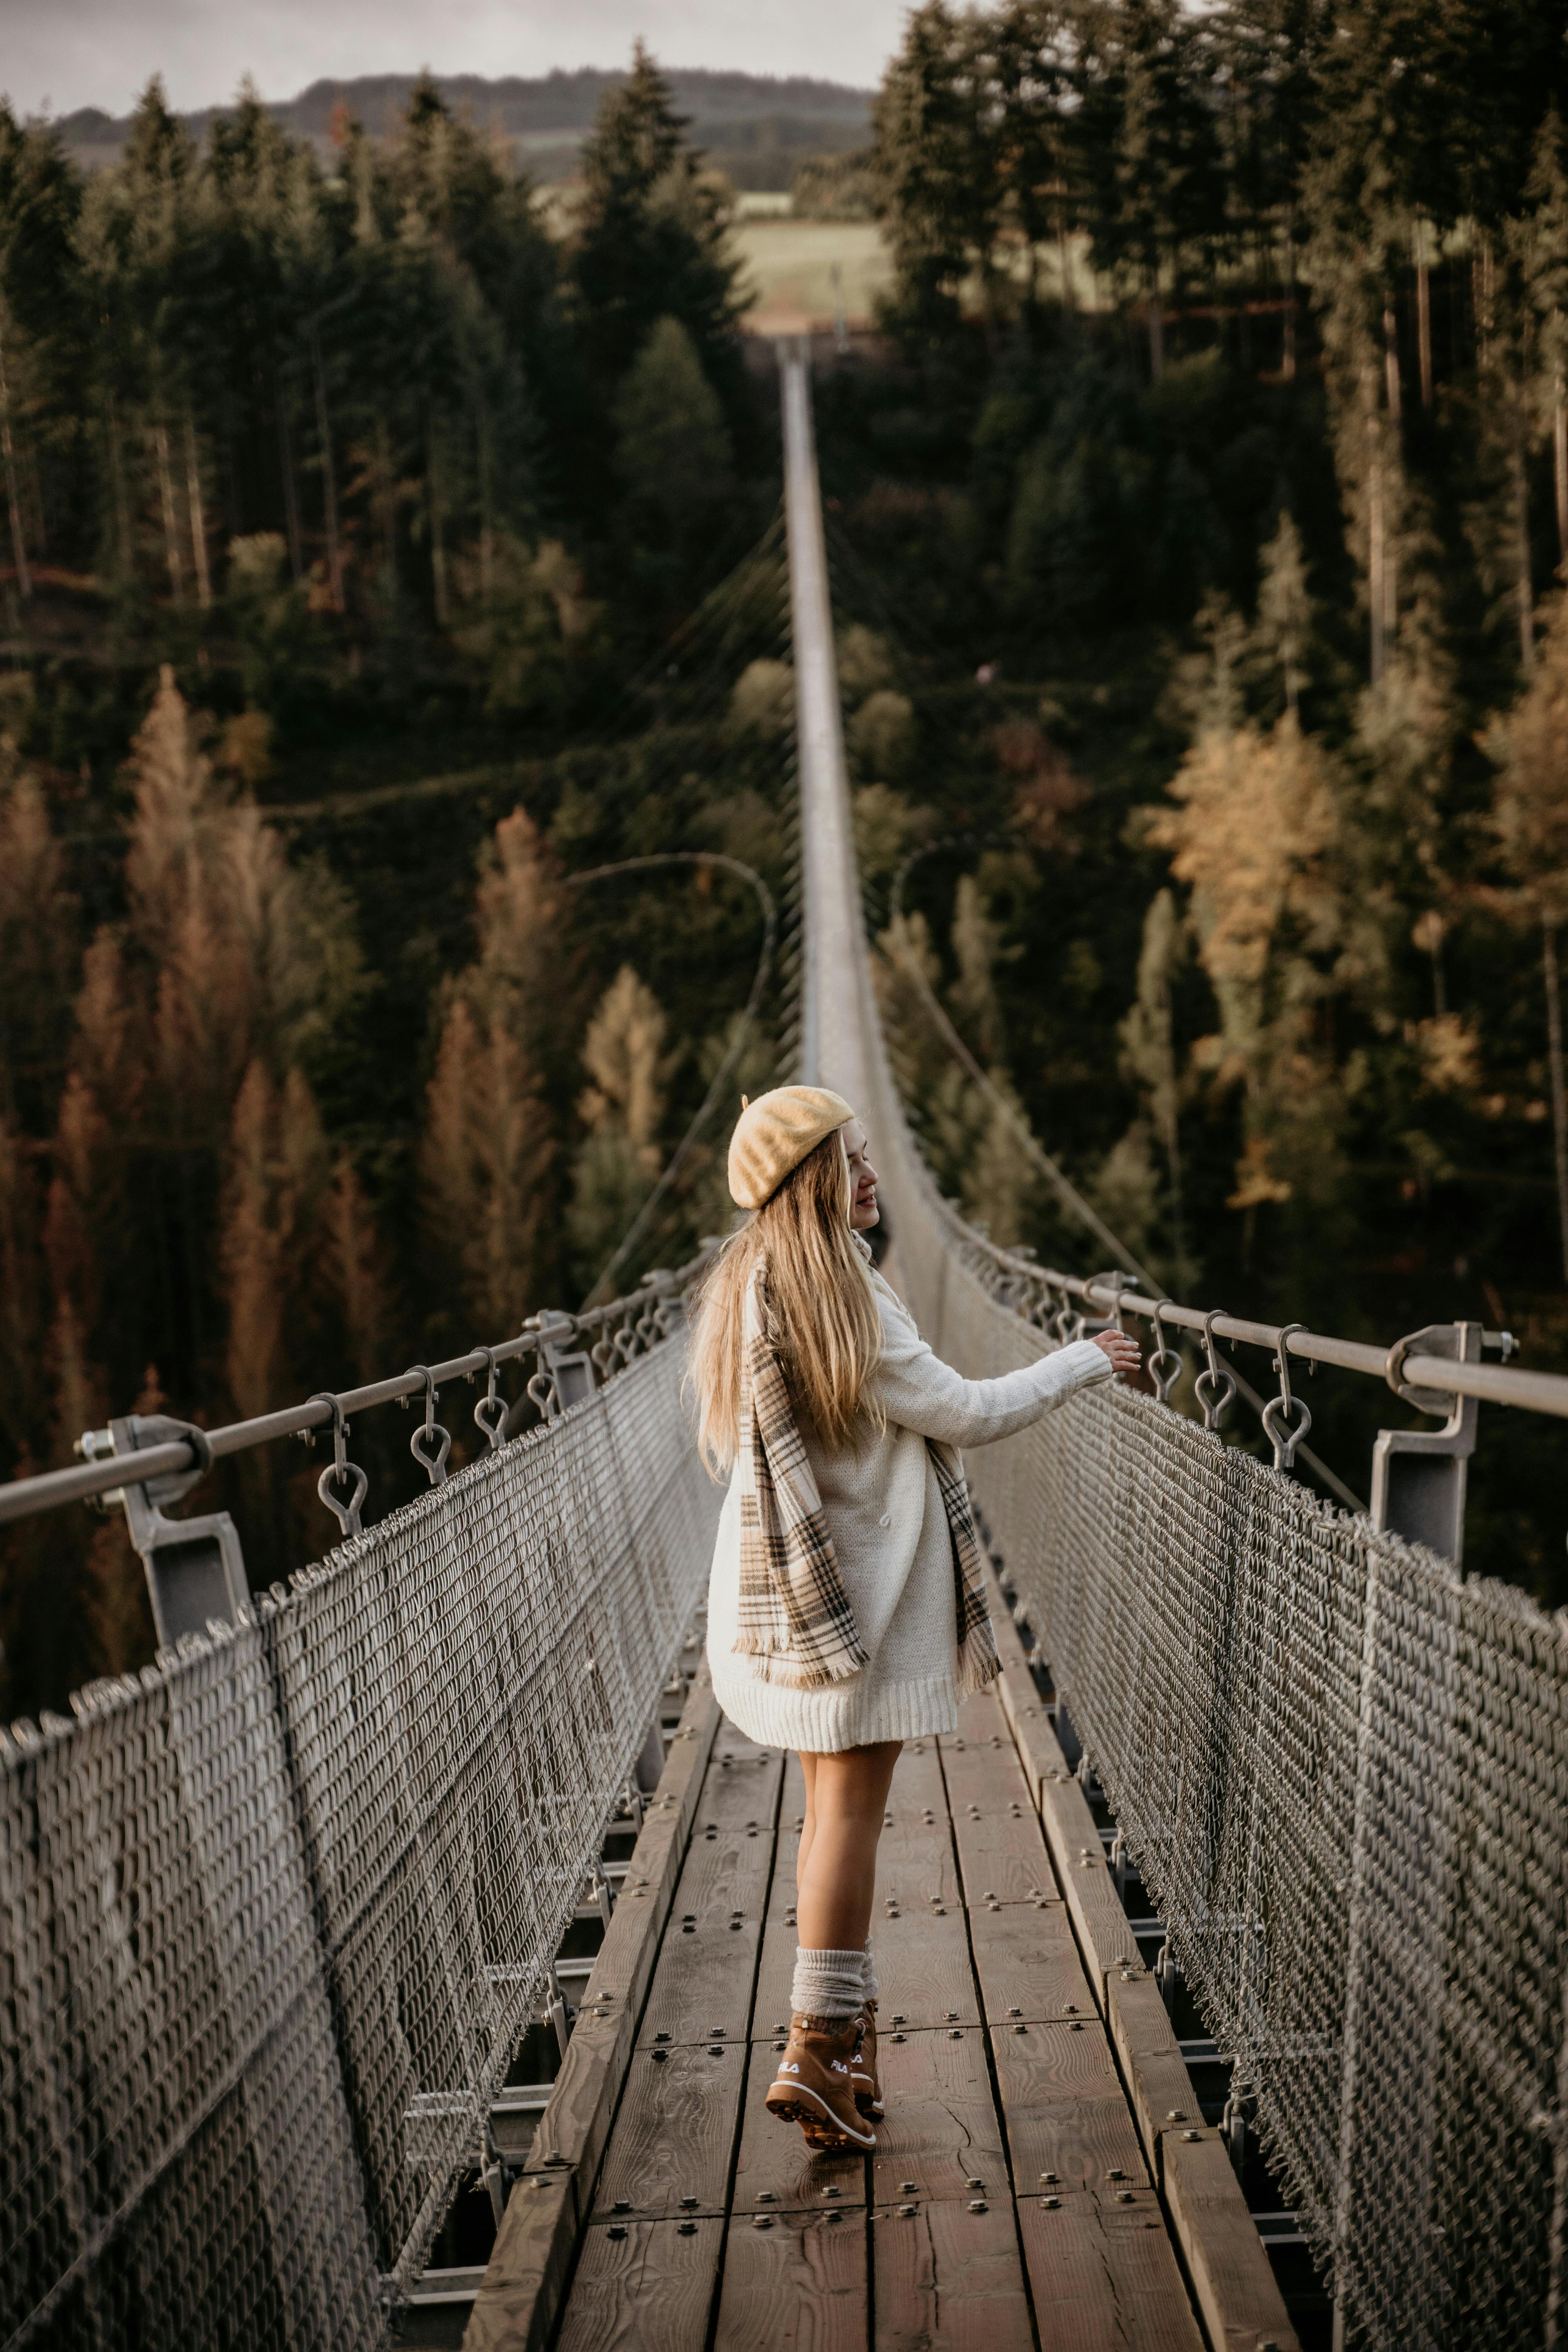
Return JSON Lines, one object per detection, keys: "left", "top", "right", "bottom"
{"left": 420, "top": 806, "right": 574, "bottom": 1336}
{"left": 1150, "top": 714, "right": 1347, "bottom": 1240}
{"left": 568, "top": 964, "right": 669, "bottom": 1288}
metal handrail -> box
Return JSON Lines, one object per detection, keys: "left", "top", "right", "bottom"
{"left": 945, "top": 1218, "right": 1568, "bottom": 1423}
{"left": 0, "top": 1252, "right": 711, "bottom": 1529}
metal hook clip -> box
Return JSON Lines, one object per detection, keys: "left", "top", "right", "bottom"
{"left": 1195, "top": 1311, "right": 1237, "bottom": 1432}
{"left": 406, "top": 1365, "right": 452, "bottom": 1485}
{"left": 309, "top": 1392, "right": 368, "bottom": 1537}
{"left": 1261, "top": 1322, "right": 1312, "bottom": 1470}
{"left": 471, "top": 1347, "right": 507, "bottom": 1452}
{"left": 1147, "top": 1301, "right": 1182, "bottom": 1405}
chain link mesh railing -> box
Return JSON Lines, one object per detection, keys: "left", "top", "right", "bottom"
{"left": 1, "top": 1285, "right": 720, "bottom": 2350}
{"left": 870, "top": 1117, "right": 1568, "bottom": 2350}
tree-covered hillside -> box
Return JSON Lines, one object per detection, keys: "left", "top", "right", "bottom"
{"left": 2, "top": 13, "right": 1566, "bottom": 1725}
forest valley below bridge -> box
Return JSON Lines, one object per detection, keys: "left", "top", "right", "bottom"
{"left": 1, "top": 352, "right": 1566, "bottom": 2352}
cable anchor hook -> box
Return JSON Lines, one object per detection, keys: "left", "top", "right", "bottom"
{"left": 1147, "top": 1301, "right": 1182, "bottom": 1405}
{"left": 309, "top": 1392, "right": 368, "bottom": 1537}
{"left": 471, "top": 1347, "right": 507, "bottom": 1452}
{"left": 1261, "top": 1322, "right": 1312, "bottom": 1470}
{"left": 406, "top": 1365, "right": 452, "bottom": 1485}
{"left": 1195, "top": 1311, "right": 1237, "bottom": 1432}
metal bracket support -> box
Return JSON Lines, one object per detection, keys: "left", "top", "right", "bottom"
{"left": 1371, "top": 1323, "right": 1481, "bottom": 1568}
{"left": 88, "top": 1414, "right": 249, "bottom": 1650}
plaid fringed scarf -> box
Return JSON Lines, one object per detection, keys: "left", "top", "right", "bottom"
{"left": 732, "top": 1262, "right": 1000, "bottom": 1695}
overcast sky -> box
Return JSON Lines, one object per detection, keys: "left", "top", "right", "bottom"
{"left": 5, "top": 0, "right": 911, "bottom": 118}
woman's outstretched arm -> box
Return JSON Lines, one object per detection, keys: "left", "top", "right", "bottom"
{"left": 871, "top": 1291, "right": 1137, "bottom": 1449}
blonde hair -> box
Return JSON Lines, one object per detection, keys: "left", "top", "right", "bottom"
{"left": 689, "top": 1127, "right": 885, "bottom": 1474}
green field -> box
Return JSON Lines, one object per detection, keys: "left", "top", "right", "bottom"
{"left": 731, "top": 218, "right": 893, "bottom": 328}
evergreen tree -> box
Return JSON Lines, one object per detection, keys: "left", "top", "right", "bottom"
{"left": 571, "top": 47, "right": 742, "bottom": 407}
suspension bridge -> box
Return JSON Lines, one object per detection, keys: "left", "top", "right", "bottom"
{"left": 3, "top": 348, "right": 1566, "bottom": 2352}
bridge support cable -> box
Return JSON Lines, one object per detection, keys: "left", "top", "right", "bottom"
{"left": 781, "top": 344, "right": 1568, "bottom": 2352}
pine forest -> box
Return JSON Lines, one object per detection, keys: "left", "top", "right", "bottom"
{"left": 2, "top": 7, "right": 1567, "bottom": 1721}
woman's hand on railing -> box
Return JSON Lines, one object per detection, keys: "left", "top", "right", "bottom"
{"left": 1090, "top": 1330, "right": 1142, "bottom": 1378}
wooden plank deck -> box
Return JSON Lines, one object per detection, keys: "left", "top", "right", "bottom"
{"left": 468, "top": 1578, "right": 1299, "bottom": 2352}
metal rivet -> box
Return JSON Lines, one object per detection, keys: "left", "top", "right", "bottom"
{"left": 677, "top": 2220, "right": 696, "bottom": 2235}
{"left": 965, "top": 2177, "right": 983, "bottom": 2190}
{"left": 612, "top": 2199, "right": 631, "bottom": 2213}
{"left": 1107, "top": 2169, "right": 1124, "bottom": 2180}
{"left": 758, "top": 2191, "right": 775, "bottom": 2203}
{"left": 1041, "top": 2196, "right": 1060, "bottom": 2209}
{"left": 969, "top": 2199, "right": 987, "bottom": 2212}
{"left": 892, "top": 2014, "right": 906, "bottom": 2025}
{"left": 1166, "top": 2110, "right": 1186, "bottom": 2122}
{"left": 823, "top": 2187, "right": 840, "bottom": 2199}
{"left": 1118, "top": 2191, "right": 1134, "bottom": 2203}
{"left": 680, "top": 2196, "right": 697, "bottom": 2209}
{"left": 901, "top": 2181, "right": 917, "bottom": 2193}
{"left": 898, "top": 2203, "right": 915, "bottom": 2216}
{"left": 754, "top": 2215, "right": 773, "bottom": 2230}
{"left": 1013, "top": 2022, "right": 1027, "bottom": 2034}
{"left": 652, "top": 2050, "right": 667, "bottom": 2062}
{"left": 1007, "top": 2007, "right": 1022, "bottom": 2017}
{"left": 949, "top": 2028, "right": 963, "bottom": 2039}
{"left": 1183, "top": 2130, "right": 1200, "bottom": 2142}
{"left": 946, "top": 2011, "right": 959, "bottom": 2021}
{"left": 608, "top": 2224, "right": 627, "bottom": 2239}
{"left": 1040, "top": 2172, "right": 1058, "bottom": 2184}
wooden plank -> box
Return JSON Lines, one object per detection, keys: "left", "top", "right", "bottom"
{"left": 872, "top": 2197, "right": 1033, "bottom": 2351}
{"left": 508, "top": 1665, "right": 723, "bottom": 2225}
{"left": 967, "top": 1900, "right": 1096, "bottom": 2025}
{"left": 1104, "top": 1971, "right": 1202, "bottom": 2161}
{"left": 554, "top": 2215, "right": 723, "bottom": 2352}
{"left": 463, "top": 2175, "right": 575, "bottom": 2352}
{"left": 988, "top": 2020, "right": 1151, "bottom": 2193}
{"left": 1158, "top": 2129, "right": 1302, "bottom": 2352}
{"left": 878, "top": 1739, "right": 964, "bottom": 1916}
{"left": 1016, "top": 2189, "right": 1205, "bottom": 2352}
{"left": 941, "top": 1686, "right": 1057, "bottom": 1907}
{"left": 732, "top": 2040, "right": 868, "bottom": 2214}
{"left": 591, "top": 2042, "right": 748, "bottom": 2220}
{"left": 636, "top": 1742, "right": 784, "bottom": 2048}
{"left": 871, "top": 2025, "right": 1007, "bottom": 2207}
{"left": 981, "top": 1562, "right": 1298, "bottom": 2352}
{"left": 713, "top": 2206, "right": 868, "bottom": 2352}
{"left": 979, "top": 1586, "right": 1139, "bottom": 2003}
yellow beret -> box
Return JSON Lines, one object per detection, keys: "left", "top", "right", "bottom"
{"left": 728, "top": 1085, "right": 856, "bottom": 1210}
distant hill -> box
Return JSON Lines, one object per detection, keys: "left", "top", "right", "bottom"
{"left": 51, "top": 67, "right": 875, "bottom": 191}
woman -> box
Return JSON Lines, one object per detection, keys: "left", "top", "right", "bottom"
{"left": 690, "top": 1085, "right": 1139, "bottom": 2151}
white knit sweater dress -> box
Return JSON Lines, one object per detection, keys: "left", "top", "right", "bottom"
{"left": 706, "top": 1265, "right": 1114, "bottom": 1751}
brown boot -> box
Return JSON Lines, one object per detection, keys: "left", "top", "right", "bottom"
{"left": 850, "top": 1998, "right": 883, "bottom": 2120}
{"left": 764, "top": 2013, "right": 876, "bottom": 2149}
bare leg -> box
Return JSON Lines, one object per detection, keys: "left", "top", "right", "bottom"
{"left": 795, "top": 1741, "right": 901, "bottom": 1953}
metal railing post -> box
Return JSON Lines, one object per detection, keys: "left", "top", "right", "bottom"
{"left": 1371, "top": 1321, "right": 1483, "bottom": 1566}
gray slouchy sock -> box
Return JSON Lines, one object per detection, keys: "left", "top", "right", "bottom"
{"left": 862, "top": 1938, "right": 880, "bottom": 2001}
{"left": 790, "top": 1946, "right": 865, "bottom": 2019}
